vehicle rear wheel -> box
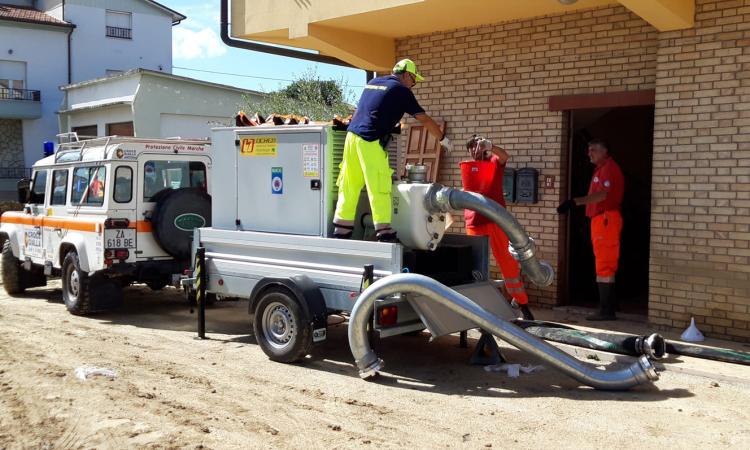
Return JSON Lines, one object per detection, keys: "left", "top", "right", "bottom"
{"left": 2, "top": 240, "right": 26, "bottom": 295}
{"left": 253, "top": 288, "right": 312, "bottom": 363}
{"left": 62, "top": 251, "right": 93, "bottom": 315}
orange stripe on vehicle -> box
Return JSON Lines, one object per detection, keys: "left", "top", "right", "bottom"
{"left": 135, "top": 221, "right": 153, "bottom": 232}
{"left": 1, "top": 212, "right": 100, "bottom": 232}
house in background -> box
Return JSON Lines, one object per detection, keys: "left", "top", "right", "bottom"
{"left": 58, "top": 68, "right": 264, "bottom": 140}
{"left": 0, "top": 0, "right": 184, "bottom": 181}
{"left": 0, "top": 2, "right": 72, "bottom": 195}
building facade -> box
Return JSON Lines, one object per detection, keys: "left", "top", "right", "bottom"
{"left": 231, "top": 0, "right": 750, "bottom": 341}
{"left": 0, "top": 0, "right": 183, "bottom": 173}
{"left": 58, "top": 68, "right": 264, "bottom": 140}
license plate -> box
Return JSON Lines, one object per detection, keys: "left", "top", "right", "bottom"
{"left": 104, "top": 228, "right": 136, "bottom": 248}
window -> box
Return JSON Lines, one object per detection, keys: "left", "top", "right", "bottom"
{"left": 144, "top": 161, "right": 206, "bottom": 201}
{"left": 71, "top": 166, "right": 106, "bottom": 206}
{"left": 72, "top": 125, "right": 97, "bottom": 139}
{"left": 51, "top": 169, "right": 69, "bottom": 205}
{"left": 114, "top": 166, "right": 133, "bottom": 203}
{"left": 105, "top": 69, "right": 124, "bottom": 77}
{"left": 106, "top": 10, "right": 132, "bottom": 39}
{"left": 30, "top": 170, "right": 47, "bottom": 204}
{"left": 106, "top": 121, "right": 134, "bottom": 137}
{"left": 0, "top": 60, "right": 27, "bottom": 100}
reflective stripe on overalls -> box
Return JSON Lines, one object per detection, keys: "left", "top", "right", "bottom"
{"left": 466, "top": 223, "right": 529, "bottom": 305}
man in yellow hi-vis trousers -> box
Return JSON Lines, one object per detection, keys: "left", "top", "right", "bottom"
{"left": 333, "top": 59, "right": 451, "bottom": 242}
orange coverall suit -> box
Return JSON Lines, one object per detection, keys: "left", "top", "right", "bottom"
{"left": 461, "top": 156, "right": 528, "bottom": 305}
{"left": 585, "top": 157, "right": 625, "bottom": 283}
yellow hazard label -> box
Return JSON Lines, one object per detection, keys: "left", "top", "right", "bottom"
{"left": 240, "top": 136, "right": 278, "bottom": 156}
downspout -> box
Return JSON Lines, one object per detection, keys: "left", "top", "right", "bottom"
{"left": 219, "top": 0, "right": 355, "bottom": 68}
{"left": 349, "top": 274, "right": 659, "bottom": 390}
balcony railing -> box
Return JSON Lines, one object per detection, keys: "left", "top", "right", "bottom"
{"left": 106, "top": 26, "right": 132, "bottom": 39}
{"left": 0, "top": 89, "right": 41, "bottom": 102}
{"left": 0, "top": 167, "right": 32, "bottom": 179}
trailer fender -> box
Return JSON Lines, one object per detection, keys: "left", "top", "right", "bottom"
{"left": 249, "top": 275, "right": 328, "bottom": 343}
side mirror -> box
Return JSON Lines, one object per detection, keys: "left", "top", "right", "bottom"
{"left": 17, "top": 178, "right": 30, "bottom": 204}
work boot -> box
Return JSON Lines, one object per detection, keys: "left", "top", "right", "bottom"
{"left": 586, "top": 282, "right": 616, "bottom": 321}
{"left": 511, "top": 299, "right": 535, "bottom": 321}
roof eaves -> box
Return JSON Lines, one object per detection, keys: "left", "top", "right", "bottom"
{"left": 141, "top": 0, "right": 186, "bottom": 24}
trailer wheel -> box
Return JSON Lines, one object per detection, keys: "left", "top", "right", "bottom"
{"left": 2, "top": 240, "right": 26, "bottom": 295}
{"left": 253, "top": 287, "right": 312, "bottom": 363}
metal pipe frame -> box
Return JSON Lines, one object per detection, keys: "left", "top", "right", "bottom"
{"left": 349, "top": 274, "right": 659, "bottom": 390}
{"left": 425, "top": 184, "right": 555, "bottom": 287}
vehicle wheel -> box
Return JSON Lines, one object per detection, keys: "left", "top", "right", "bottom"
{"left": 146, "top": 279, "right": 167, "bottom": 291}
{"left": 2, "top": 240, "right": 26, "bottom": 295}
{"left": 152, "top": 188, "right": 211, "bottom": 260}
{"left": 61, "top": 251, "right": 93, "bottom": 315}
{"left": 253, "top": 288, "right": 312, "bottom": 363}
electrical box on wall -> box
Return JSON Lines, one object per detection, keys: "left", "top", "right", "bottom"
{"left": 503, "top": 167, "right": 516, "bottom": 204}
{"left": 516, "top": 168, "right": 539, "bottom": 204}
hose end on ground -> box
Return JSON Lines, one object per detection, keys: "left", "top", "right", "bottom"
{"left": 356, "top": 351, "right": 384, "bottom": 379}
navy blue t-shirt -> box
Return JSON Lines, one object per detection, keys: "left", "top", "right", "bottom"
{"left": 347, "top": 75, "right": 425, "bottom": 142}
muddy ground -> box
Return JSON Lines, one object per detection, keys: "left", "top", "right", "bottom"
{"left": 1, "top": 281, "right": 749, "bottom": 449}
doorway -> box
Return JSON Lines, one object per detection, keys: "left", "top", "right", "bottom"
{"left": 566, "top": 105, "right": 654, "bottom": 315}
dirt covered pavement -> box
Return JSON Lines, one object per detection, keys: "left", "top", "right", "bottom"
{"left": 1, "top": 282, "right": 750, "bottom": 449}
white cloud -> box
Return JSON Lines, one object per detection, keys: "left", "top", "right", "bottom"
{"left": 173, "top": 27, "right": 227, "bottom": 60}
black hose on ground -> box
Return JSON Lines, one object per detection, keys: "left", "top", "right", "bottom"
{"left": 514, "top": 320, "right": 750, "bottom": 366}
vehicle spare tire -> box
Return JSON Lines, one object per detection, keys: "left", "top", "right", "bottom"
{"left": 152, "top": 188, "right": 211, "bottom": 260}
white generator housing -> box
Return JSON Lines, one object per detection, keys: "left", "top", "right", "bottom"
{"left": 210, "top": 125, "right": 445, "bottom": 250}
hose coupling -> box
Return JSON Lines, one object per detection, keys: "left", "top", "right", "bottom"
{"left": 509, "top": 237, "right": 536, "bottom": 262}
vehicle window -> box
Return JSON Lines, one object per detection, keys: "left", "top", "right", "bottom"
{"left": 30, "top": 170, "right": 48, "bottom": 204}
{"left": 51, "top": 169, "right": 69, "bottom": 205}
{"left": 143, "top": 160, "right": 207, "bottom": 201}
{"left": 71, "top": 166, "right": 106, "bottom": 206}
{"left": 114, "top": 166, "right": 133, "bottom": 203}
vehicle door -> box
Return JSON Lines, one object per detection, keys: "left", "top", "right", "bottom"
{"left": 22, "top": 169, "right": 48, "bottom": 264}
{"left": 69, "top": 164, "right": 108, "bottom": 270}
{"left": 104, "top": 163, "right": 138, "bottom": 262}
{"left": 45, "top": 167, "right": 70, "bottom": 269}
{"left": 136, "top": 155, "right": 210, "bottom": 259}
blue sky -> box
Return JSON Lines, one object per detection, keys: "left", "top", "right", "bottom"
{"left": 160, "top": 0, "right": 367, "bottom": 99}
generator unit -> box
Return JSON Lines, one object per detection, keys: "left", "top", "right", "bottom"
{"left": 210, "top": 125, "right": 446, "bottom": 250}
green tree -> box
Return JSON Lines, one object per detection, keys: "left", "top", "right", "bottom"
{"left": 241, "top": 69, "right": 354, "bottom": 121}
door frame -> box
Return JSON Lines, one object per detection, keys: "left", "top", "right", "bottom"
{"left": 549, "top": 90, "right": 655, "bottom": 306}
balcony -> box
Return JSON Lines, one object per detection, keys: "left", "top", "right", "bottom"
{"left": 106, "top": 26, "right": 132, "bottom": 39}
{"left": 0, "top": 88, "right": 42, "bottom": 119}
{"left": 231, "top": 0, "right": 695, "bottom": 71}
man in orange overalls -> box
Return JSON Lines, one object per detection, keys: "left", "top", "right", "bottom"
{"left": 557, "top": 139, "right": 624, "bottom": 321}
{"left": 461, "top": 136, "right": 533, "bottom": 320}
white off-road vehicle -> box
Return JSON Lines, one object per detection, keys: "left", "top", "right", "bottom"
{"left": 0, "top": 136, "right": 212, "bottom": 314}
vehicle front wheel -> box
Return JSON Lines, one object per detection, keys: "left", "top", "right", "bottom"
{"left": 253, "top": 288, "right": 312, "bottom": 363}
{"left": 2, "top": 240, "right": 26, "bottom": 295}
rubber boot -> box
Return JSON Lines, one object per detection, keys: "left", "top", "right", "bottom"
{"left": 586, "top": 282, "right": 616, "bottom": 321}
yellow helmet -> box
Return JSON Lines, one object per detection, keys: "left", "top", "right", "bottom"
{"left": 392, "top": 58, "right": 424, "bottom": 82}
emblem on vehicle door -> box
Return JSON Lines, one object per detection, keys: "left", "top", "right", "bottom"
{"left": 174, "top": 213, "right": 206, "bottom": 231}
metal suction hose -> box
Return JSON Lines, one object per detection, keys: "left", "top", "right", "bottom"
{"left": 349, "top": 274, "right": 659, "bottom": 390}
{"left": 425, "top": 184, "right": 554, "bottom": 287}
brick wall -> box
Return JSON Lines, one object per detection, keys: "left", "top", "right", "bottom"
{"left": 394, "top": 0, "right": 750, "bottom": 342}
{"left": 649, "top": 0, "right": 750, "bottom": 341}
{"left": 396, "top": 5, "right": 658, "bottom": 307}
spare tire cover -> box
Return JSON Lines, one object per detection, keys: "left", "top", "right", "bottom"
{"left": 152, "top": 188, "right": 211, "bottom": 259}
